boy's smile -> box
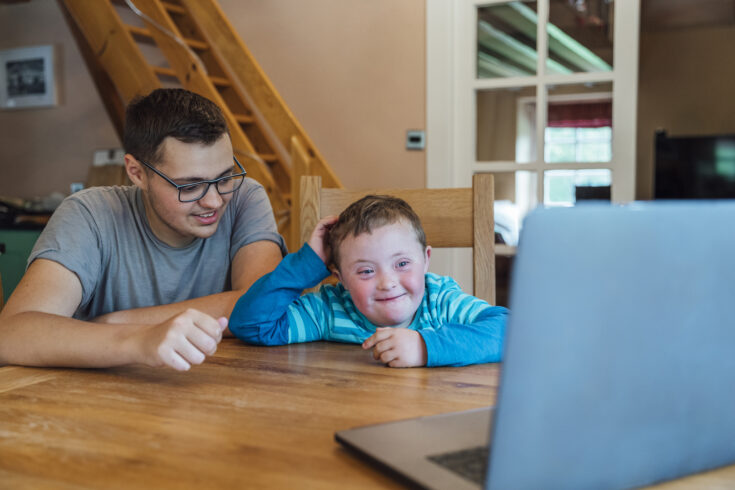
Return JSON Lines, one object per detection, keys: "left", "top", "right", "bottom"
{"left": 335, "top": 221, "right": 431, "bottom": 329}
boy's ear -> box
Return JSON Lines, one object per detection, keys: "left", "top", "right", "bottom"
{"left": 332, "top": 267, "right": 343, "bottom": 285}
{"left": 423, "top": 246, "right": 432, "bottom": 273}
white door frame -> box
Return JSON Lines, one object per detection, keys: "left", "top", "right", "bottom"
{"left": 426, "top": 0, "right": 640, "bottom": 288}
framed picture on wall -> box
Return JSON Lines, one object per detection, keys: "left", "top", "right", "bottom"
{"left": 0, "top": 45, "right": 57, "bottom": 110}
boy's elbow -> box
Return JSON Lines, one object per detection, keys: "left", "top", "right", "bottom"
{"left": 230, "top": 321, "right": 289, "bottom": 346}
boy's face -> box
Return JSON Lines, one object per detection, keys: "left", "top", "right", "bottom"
{"left": 335, "top": 220, "right": 431, "bottom": 329}
{"left": 131, "top": 135, "right": 236, "bottom": 247}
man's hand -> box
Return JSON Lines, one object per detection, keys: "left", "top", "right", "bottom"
{"left": 308, "top": 215, "right": 339, "bottom": 265}
{"left": 362, "top": 327, "right": 428, "bottom": 368}
{"left": 130, "top": 309, "right": 228, "bottom": 371}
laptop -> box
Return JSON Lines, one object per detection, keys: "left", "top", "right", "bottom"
{"left": 335, "top": 201, "right": 735, "bottom": 490}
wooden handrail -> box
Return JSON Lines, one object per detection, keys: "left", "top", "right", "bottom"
{"left": 179, "top": 0, "right": 342, "bottom": 190}
{"left": 60, "top": 0, "right": 345, "bottom": 245}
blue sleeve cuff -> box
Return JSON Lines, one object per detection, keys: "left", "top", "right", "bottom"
{"left": 419, "top": 306, "right": 508, "bottom": 367}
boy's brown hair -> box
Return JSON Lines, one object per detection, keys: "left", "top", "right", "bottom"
{"left": 328, "top": 195, "right": 426, "bottom": 270}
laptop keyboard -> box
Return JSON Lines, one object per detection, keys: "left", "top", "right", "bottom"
{"left": 427, "top": 446, "right": 488, "bottom": 485}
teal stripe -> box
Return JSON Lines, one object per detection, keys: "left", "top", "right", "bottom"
{"left": 288, "top": 306, "right": 307, "bottom": 342}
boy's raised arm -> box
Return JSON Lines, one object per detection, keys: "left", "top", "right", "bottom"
{"left": 228, "top": 244, "right": 331, "bottom": 345}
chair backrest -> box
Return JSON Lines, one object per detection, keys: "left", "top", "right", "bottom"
{"left": 299, "top": 174, "right": 496, "bottom": 304}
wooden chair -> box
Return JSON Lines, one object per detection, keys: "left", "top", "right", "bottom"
{"left": 299, "top": 174, "right": 496, "bottom": 304}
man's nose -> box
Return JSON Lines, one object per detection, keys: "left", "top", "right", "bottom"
{"left": 198, "top": 183, "right": 223, "bottom": 208}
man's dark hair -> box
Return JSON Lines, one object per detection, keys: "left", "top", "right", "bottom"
{"left": 123, "top": 88, "right": 229, "bottom": 165}
{"left": 328, "top": 195, "right": 427, "bottom": 270}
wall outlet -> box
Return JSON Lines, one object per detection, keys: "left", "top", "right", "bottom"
{"left": 70, "top": 182, "right": 84, "bottom": 194}
{"left": 93, "top": 148, "right": 125, "bottom": 166}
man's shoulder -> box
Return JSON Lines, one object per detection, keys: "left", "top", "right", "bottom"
{"left": 48, "top": 185, "right": 140, "bottom": 232}
{"left": 64, "top": 185, "right": 138, "bottom": 211}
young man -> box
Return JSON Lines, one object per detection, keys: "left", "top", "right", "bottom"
{"left": 0, "top": 89, "right": 286, "bottom": 371}
{"left": 229, "top": 195, "right": 507, "bottom": 367}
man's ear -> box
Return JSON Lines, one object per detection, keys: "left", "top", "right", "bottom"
{"left": 124, "top": 154, "right": 146, "bottom": 189}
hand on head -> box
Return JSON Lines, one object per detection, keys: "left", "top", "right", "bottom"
{"left": 135, "top": 309, "right": 228, "bottom": 371}
{"left": 362, "top": 327, "right": 428, "bottom": 368}
{"left": 308, "top": 215, "right": 339, "bottom": 266}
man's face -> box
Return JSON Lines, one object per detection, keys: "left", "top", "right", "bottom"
{"left": 139, "top": 135, "right": 236, "bottom": 247}
{"left": 335, "top": 221, "right": 431, "bottom": 329}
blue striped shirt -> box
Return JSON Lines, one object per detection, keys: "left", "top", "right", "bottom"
{"left": 230, "top": 244, "right": 507, "bottom": 366}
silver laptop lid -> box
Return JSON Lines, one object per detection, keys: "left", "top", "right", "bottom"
{"left": 488, "top": 201, "right": 735, "bottom": 489}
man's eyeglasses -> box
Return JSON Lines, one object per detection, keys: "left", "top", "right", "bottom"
{"left": 138, "top": 156, "right": 246, "bottom": 203}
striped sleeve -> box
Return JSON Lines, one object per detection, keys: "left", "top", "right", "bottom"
{"left": 418, "top": 274, "right": 508, "bottom": 366}
{"left": 229, "top": 243, "right": 331, "bottom": 345}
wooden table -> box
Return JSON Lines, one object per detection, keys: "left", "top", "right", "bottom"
{"left": 0, "top": 339, "right": 498, "bottom": 489}
{"left": 2, "top": 339, "right": 734, "bottom": 489}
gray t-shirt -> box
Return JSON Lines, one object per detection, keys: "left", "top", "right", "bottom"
{"left": 29, "top": 180, "right": 287, "bottom": 320}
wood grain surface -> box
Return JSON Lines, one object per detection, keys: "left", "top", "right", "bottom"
{"left": 2, "top": 339, "right": 733, "bottom": 489}
{"left": 0, "top": 339, "right": 497, "bottom": 489}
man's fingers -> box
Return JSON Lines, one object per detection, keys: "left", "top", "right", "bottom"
{"left": 174, "top": 339, "right": 207, "bottom": 367}
{"left": 186, "top": 326, "right": 219, "bottom": 356}
{"left": 218, "top": 317, "right": 228, "bottom": 330}
{"left": 167, "top": 350, "right": 192, "bottom": 372}
{"left": 182, "top": 308, "right": 225, "bottom": 339}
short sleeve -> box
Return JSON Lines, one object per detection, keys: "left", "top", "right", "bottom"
{"left": 28, "top": 196, "right": 104, "bottom": 308}
{"left": 228, "top": 178, "right": 288, "bottom": 260}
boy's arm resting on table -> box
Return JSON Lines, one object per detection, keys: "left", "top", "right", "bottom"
{"left": 93, "top": 240, "right": 283, "bottom": 327}
{"left": 0, "top": 259, "right": 226, "bottom": 370}
{"left": 229, "top": 244, "right": 331, "bottom": 345}
{"left": 419, "top": 296, "right": 509, "bottom": 367}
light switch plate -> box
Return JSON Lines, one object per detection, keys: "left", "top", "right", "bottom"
{"left": 406, "top": 130, "right": 425, "bottom": 151}
{"left": 93, "top": 148, "right": 125, "bottom": 166}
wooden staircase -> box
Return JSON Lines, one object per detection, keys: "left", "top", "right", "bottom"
{"left": 58, "top": 0, "right": 341, "bottom": 250}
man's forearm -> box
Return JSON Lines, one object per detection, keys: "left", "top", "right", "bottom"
{"left": 0, "top": 311, "right": 142, "bottom": 367}
{"left": 93, "top": 290, "right": 242, "bottom": 326}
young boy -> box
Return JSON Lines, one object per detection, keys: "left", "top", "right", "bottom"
{"left": 229, "top": 195, "right": 507, "bottom": 367}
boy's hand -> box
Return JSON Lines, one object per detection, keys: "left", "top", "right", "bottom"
{"left": 362, "top": 327, "right": 428, "bottom": 368}
{"left": 128, "top": 309, "right": 228, "bottom": 371}
{"left": 308, "top": 215, "right": 339, "bottom": 265}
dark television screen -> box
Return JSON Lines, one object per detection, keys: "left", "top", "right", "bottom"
{"left": 654, "top": 130, "right": 735, "bottom": 199}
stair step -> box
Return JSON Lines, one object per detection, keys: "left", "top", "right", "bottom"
{"left": 161, "top": 1, "right": 187, "bottom": 15}
{"left": 152, "top": 66, "right": 177, "bottom": 78}
{"left": 126, "top": 25, "right": 209, "bottom": 51}
{"left": 150, "top": 66, "right": 231, "bottom": 89}
{"left": 259, "top": 153, "right": 278, "bottom": 163}
{"left": 209, "top": 76, "right": 231, "bottom": 87}
{"left": 234, "top": 114, "right": 255, "bottom": 124}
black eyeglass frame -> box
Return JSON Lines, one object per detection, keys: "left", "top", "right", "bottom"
{"left": 138, "top": 156, "right": 247, "bottom": 203}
